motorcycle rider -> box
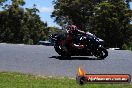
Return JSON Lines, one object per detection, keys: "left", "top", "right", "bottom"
{"left": 61, "top": 25, "right": 86, "bottom": 52}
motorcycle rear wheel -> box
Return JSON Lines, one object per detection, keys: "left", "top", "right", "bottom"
{"left": 54, "top": 45, "right": 71, "bottom": 57}
{"left": 94, "top": 47, "right": 108, "bottom": 59}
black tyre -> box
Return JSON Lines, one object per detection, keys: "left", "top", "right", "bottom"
{"left": 54, "top": 44, "right": 71, "bottom": 57}
{"left": 94, "top": 47, "right": 108, "bottom": 59}
{"left": 54, "top": 45, "right": 65, "bottom": 56}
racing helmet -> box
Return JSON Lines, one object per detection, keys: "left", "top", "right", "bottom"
{"left": 66, "top": 25, "right": 78, "bottom": 34}
{"left": 67, "top": 25, "right": 77, "bottom": 30}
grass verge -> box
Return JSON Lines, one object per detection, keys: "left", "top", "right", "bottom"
{"left": 0, "top": 72, "right": 131, "bottom": 88}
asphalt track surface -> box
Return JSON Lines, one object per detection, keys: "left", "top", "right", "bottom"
{"left": 0, "top": 44, "right": 132, "bottom": 78}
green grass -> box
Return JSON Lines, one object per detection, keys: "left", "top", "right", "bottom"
{"left": 0, "top": 72, "right": 131, "bottom": 88}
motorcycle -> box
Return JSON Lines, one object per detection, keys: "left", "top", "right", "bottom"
{"left": 50, "top": 32, "right": 108, "bottom": 59}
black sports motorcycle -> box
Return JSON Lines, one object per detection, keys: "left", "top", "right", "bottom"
{"left": 50, "top": 32, "right": 108, "bottom": 59}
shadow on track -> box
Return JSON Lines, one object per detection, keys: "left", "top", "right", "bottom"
{"left": 49, "top": 56, "right": 104, "bottom": 60}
